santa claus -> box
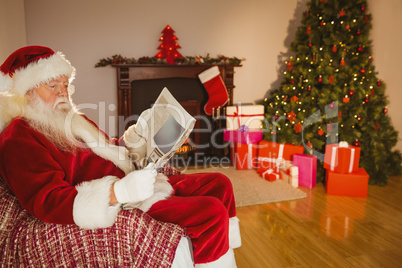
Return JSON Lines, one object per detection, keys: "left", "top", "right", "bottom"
{"left": 0, "top": 46, "right": 241, "bottom": 267}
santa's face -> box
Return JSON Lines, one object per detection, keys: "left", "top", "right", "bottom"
{"left": 28, "top": 76, "right": 71, "bottom": 111}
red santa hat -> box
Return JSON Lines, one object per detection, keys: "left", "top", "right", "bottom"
{"left": 0, "top": 45, "right": 76, "bottom": 95}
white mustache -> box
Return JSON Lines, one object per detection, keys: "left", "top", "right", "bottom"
{"left": 53, "top": 97, "right": 71, "bottom": 109}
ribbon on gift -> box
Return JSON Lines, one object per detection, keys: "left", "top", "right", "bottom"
{"left": 330, "top": 141, "right": 355, "bottom": 173}
{"left": 227, "top": 106, "right": 264, "bottom": 129}
{"left": 262, "top": 168, "right": 280, "bottom": 181}
{"left": 258, "top": 143, "right": 285, "bottom": 170}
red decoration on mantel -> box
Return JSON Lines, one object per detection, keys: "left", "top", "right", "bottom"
{"left": 154, "top": 25, "right": 184, "bottom": 64}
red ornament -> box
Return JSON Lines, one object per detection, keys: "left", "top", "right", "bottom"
{"left": 375, "top": 121, "right": 379, "bottom": 131}
{"left": 343, "top": 97, "right": 350, "bottom": 103}
{"left": 353, "top": 140, "right": 360, "bottom": 147}
{"left": 365, "top": 15, "right": 370, "bottom": 24}
{"left": 338, "top": 111, "right": 342, "bottom": 119}
{"left": 357, "top": 116, "right": 362, "bottom": 121}
{"left": 357, "top": 45, "right": 363, "bottom": 52}
{"left": 290, "top": 80, "right": 295, "bottom": 84}
{"left": 294, "top": 123, "right": 302, "bottom": 133}
{"left": 154, "top": 25, "right": 184, "bottom": 64}
{"left": 313, "top": 53, "right": 316, "bottom": 61}
{"left": 320, "top": 21, "right": 324, "bottom": 26}
{"left": 364, "top": 98, "right": 370, "bottom": 103}
{"left": 307, "top": 85, "right": 312, "bottom": 91}
{"left": 287, "top": 111, "right": 297, "bottom": 122}
{"left": 287, "top": 60, "right": 293, "bottom": 71}
{"left": 340, "top": 58, "right": 345, "bottom": 66}
{"left": 371, "top": 88, "right": 375, "bottom": 97}
{"left": 377, "top": 80, "right": 382, "bottom": 86}
{"left": 307, "top": 141, "right": 313, "bottom": 148}
{"left": 348, "top": 90, "right": 355, "bottom": 96}
{"left": 318, "top": 75, "right": 323, "bottom": 83}
{"left": 308, "top": 42, "right": 312, "bottom": 47}
{"left": 383, "top": 107, "right": 388, "bottom": 114}
{"left": 305, "top": 10, "right": 310, "bottom": 18}
{"left": 329, "top": 74, "right": 334, "bottom": 85}
{"left": 360, "top": 68, "right": 366, "bottom": 74}
{"left": 361, "top": 6, "right": 366, "bottom": 11}
{"left": 332, "top": 45, "right": 337, "bottom": 53}
{"left": 274, "top": 115, "right": 279, "bottom": 120}
{"left": 327, "top": 123, "right": 333, "bottom": 133}
{"left": 346, "top": 25, "right": 350, "bottom": 30}
{"left": 306, "top": 25, "right": 311, "bottom": 35}
{"left": 318, "top": 129, "right": 324, "bottom": 136}
{"left": 339, "top": 10, "right": 346, "bottom": 16}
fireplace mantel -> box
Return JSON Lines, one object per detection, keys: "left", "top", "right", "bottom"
{"left": 112, "top": 64, "right": 241, "bottom": 127}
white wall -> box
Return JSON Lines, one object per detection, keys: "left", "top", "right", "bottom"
{"left": 0, "top": 0, "right": 26, "bottom": 60}
{"left": 8, "top": 0, "right": 402, "bottom": 150}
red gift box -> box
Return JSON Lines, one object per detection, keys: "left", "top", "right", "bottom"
{"left": 259, "top": 168, "right": 280, "bottom": 182}
{"left": 231, "top": 143, "right": 258, "bottom": 170}
{"left": 324, "top": 142, "right": 361, "bottom": 174}
{"left": 257, "top": 141, "right": 304, "bottom": 170}
{"left": 326, "top": 168, "right": 369, "bottom": 197}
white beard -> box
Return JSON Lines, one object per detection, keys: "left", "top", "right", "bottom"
{"left": 23, "top": 92, "right": 133, "bottom": 174}
{"left": 24, "top": 93, "right": 84, "bottom": 152}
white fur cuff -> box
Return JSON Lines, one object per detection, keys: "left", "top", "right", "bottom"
{"left": 73, "top": 176, "right": 121, "bottom": 229}
{"left": 195, "top": 248, "right": 237, "bottom": 268}
{"left": 229, "top": 216, "right": 242, "bottom": 249}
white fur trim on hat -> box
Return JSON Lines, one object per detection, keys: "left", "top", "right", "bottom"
{"left": 0, "top": 72, "right": 13, "bottom": 92}
{"left": 11, "top": 51, "right": 75, "bottom": 96}
{"left": 73, "top": 175, "right": 121, "bottom": 229}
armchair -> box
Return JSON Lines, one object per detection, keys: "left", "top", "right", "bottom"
{"left": 0, "top": 163, "right": 191, "bottom": 267}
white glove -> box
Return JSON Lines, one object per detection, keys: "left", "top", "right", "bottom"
{"left": 113, "top": 163, "right": 157, "bottom": 204}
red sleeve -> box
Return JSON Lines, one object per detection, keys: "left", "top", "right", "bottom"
{"left": 0, "top": 124, "right": 77, "bottom": 225}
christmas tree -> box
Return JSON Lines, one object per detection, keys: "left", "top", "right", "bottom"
{"left": 154, "top": 25, "right": 184, "bottom": 64}
{"left": 262, "top": 0, "right": 401, "bottom": 185}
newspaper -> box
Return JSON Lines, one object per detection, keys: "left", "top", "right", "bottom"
{"left": 134, "top": 87, "right": 196, "bottom": 169}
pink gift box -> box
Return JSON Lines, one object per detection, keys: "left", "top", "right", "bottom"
{"left": 293, "top": 154, "right": 317, "bottom": 188}
{"left": 223, "top": 130, "right": 263, "bottom": 144}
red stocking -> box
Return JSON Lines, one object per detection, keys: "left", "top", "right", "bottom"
{"left": 198, "top": 66, "right": 229, "bottom": 115}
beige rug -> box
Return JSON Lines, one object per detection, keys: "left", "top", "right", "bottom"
{"left": 183, "top": 167, "right": 307, "bottom": 207}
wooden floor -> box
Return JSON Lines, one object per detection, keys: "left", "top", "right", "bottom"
{"left": 233, "top": 175, "right": 402, "bottom": 268}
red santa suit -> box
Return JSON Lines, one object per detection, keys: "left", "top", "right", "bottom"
{"left": 0, "top": 116, "right": 239, "bottom": 266}
{"left": 0, "top": 45, "right": 241, "bottom": 267}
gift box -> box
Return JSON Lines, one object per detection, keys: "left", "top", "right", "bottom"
{"left": 231, "top": 143, "right": 258, "bottom": 170}
{"left": 226, "top": 105, "right": 264, "bottom": 130}
{"left": 257, "top": 141, "right": 304, "bottom": 163}
{"left": 279, "top": 165, "right": 299, "bottom": 188}
{"left": 293, "top": 154, "right": 317, "bottom": 189}
{"left": 259, "top": 168, "right": 280, "bottom": 182}
{"left": 324, "top": 141, "right": 361, "bottom": 174}
{"left": 223, "top": 129, "right": 263, "bottom": 144}
{"left": 325, "top": 168, "right": 369, "bottom": 197}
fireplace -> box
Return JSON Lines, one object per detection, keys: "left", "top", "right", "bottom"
{"left": 113, "top": 64, "right": 241, "bottom": 162}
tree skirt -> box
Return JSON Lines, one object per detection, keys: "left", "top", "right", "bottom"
{"left": 184, "top": 167, "right": 307, "bottom": 207}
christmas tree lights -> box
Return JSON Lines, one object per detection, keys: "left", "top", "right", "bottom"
{"left": 262, "top": 0, "right": 401, "bottom": 184}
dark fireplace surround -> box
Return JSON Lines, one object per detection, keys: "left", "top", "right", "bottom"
{"left": 113, "top": 64, "right": 241, "bottom": 160}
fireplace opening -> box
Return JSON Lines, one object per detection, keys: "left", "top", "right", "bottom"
{"left": 130, "top": 77, "right": 229, "bottom": 166}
